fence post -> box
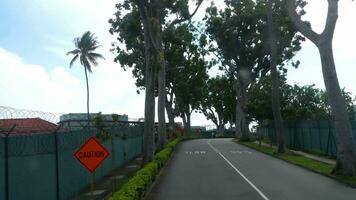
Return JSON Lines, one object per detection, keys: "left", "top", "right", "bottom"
{"left": 54, "top": 130, "right": 60, "bottom": 200}
{"left": 293, "top": 121, "right": 298, "bottom": 149}
{"left": 317, "top": 121, "right": 322, "bottom": 153}
{"left": 326, "top": 119, "right": 332, "bottom": 156}
{"left": 4, "top": 125, "right": 16, "bottom": 200}
{"left": 309, "top": 125, "right": 312, "bottom": 151}
{"left": 4, "top": 132, "right": 9, "bottom": 200}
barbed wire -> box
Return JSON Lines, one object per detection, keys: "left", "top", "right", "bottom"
{"left": 0, "top": 106, "right": 63, "bottom": 135}
{"left": 0, "top": 106, "right": 62, "bottom": 123}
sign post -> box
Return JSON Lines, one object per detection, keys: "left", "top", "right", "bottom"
{"left": 74, "top": 137, "right": 110, "bottom": 194}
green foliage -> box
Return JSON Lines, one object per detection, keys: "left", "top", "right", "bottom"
{"left": 320, "top": 88, "right": 355, "bottom": 120}
{"left": 247, "top": 74, "right": 289, "bottom": 122}
{"left": 94, "top": 112, "right": 105, "bottom": 131}
{"left": 112, "top": 114, "right": 119, "bottom": 122}
{"left": 200, "top": 75, "right": 235, "bottom": 127}
{"left": 205, "top": 0, "right": 305, "bottom": 81}
{"left": 110, "top": 138, "right": 181, "bottom": 200}
{"left": 109, "top": 0, "right": 204, "bottom": 89}
{"left": 164, "top": 24, "right": 209, "bottom": 118}
{"left": 67, "top": 31, "right": 105, "bottom": 72}
{"left": 94, "top": 112, "right": 111, "bottom": 142}
{"left": 247, "top": 74, "right": 355, "bottom": 122}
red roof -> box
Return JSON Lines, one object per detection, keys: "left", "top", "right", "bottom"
{"left": 0, "top": 118, "right": 60, "bottom": 135}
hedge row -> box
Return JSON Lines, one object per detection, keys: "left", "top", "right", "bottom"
{"left": 109, "top": 138, "right": 181, "bottom": 200}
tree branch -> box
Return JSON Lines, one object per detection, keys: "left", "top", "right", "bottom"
{"left": 135, "top": 0, "right": 160, "bottom": 51}
{"left": 321, "top": 0, "right": 338, "bottom": 41}
{"left": 167, "top": 0, "right": 204, "bottom": 29}
{"left": 208, "top": 107, "right": 218, "bottom": 125}
{"left": 286, "top": 0, "right": 320, "bottom": 44}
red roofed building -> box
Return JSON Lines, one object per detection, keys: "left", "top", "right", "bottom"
{"left": 0, "top": 118, "right": 61, "bottom": 135}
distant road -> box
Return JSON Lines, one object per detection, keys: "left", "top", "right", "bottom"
{"left": 146, "top": 138, "right": 356, "bottom": 200}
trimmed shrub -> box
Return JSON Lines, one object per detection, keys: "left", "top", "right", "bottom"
{"left": 110, "top": 138, "right": 181, "bottom": 200}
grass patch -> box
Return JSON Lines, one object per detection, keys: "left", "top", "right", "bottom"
{"left": 239, "top": 141, "right": 356, "bottom": 187}
{"left": 334, "top": 175, "right": 356, "bottom": 186}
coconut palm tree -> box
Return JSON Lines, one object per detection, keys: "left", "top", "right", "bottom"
{"left": 66, "top": 31, "right": 105, "bottom": 123}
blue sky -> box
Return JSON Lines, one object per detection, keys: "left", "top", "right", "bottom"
{"left": 0, "top": 0, "right": 355, "bottom": 126}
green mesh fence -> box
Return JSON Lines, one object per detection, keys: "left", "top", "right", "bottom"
{"left": 259, "top": 120, "right": 356, "bottom": 157}
{"left": 0, "top": 122, "right": 144, "bottom": 200}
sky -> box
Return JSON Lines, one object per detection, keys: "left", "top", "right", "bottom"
{"left": 0, "top": 0, "right": 355, "bottom": 126}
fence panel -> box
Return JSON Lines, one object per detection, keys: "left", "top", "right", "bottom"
{"left": 261, "top": 120, "right": 356, "bottom": 158}
{"left": 8, "top": 134, "right": 57, "bottom": 200}
{"left": 0, "top": 136, "right": 4, "bottom": 200}
{"left": 1, "top": 124, "right": 144, "bottom": 200}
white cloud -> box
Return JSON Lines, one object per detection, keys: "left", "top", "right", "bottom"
{"left": 0, "top": 48, "right": 145, "bottom": 119}
{"left": 45, "top": 47, "right": 67, "bottom": 60}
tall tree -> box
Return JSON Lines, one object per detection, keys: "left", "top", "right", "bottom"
{"left": 110, "top": 0, "right": 203, "bottom": 163}
{"left": 247, "top": 74, "right": 355, "bottom": 123}
{"left": 201, "top": 75, "right": 235, "bottom": 134}
{"left": 205, "top": 0, "right": 304, "bottom": 140}
{"left": 287, "top": 0, "right": 356, "bottom": 175}
{"left": 173, "top": 42, "right": 209, "bottom": 135}
{"left": 205, "top": 0, "right": 267, "bottom": 139}
{"left": 66, "top": 31, "right": 105, "bottom": 124}
{"left": 164, "top": 24, "right": 207, "bottom": 135}
{"left": 266, "top": 0, "right": 286, "bottom": 152}
{"left": 262, "top": 0, "right": 306, "bottom": 152}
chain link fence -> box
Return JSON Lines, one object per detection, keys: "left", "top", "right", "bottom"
{"left": 0, "top": 106, "right": 144, "bottom": 200}
{"left": 258, "top": 120, "right": 356, "bottom": 158}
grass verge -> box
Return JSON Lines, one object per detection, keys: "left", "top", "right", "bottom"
{"left": 109, "top": 138, "right": 181, "bottom": 200}
{"left": 239, "top": 141, "right": 356, "bottom": 188}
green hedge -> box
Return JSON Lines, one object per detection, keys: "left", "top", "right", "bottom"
{"left": 110, "top": 138, "right": 181, "bottom": 200}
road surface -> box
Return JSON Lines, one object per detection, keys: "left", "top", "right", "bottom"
{"left": 146, "top": 138, "right": 356, "bottom": 200}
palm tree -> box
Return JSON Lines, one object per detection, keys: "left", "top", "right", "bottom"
{"left": 66, "top": 31, "right": 105, "bottom": 124}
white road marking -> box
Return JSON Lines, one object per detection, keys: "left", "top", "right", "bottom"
{"left": 244, "top": 150, "right": 252, "bottom": 154}
{"left": 185, "top": 151, "right": 207, "bottom": 155}
{"left": 230, "top": 150, "right": 242, "bottom": 154}
{"left": 207, "top": 141, "right": 270, "bottom": 200}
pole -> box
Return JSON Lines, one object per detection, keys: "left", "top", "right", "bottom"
{"left": 4, "top": 133, "right": 9, "bottom": 200}
{"left": 91, "top": 173, "right": 94, "bottom": 195}
{"left": 54, "top": 131, "right": 60, "bottom": 200}
{"left": 4, "top": 125, "right": 15, "bottom": 200}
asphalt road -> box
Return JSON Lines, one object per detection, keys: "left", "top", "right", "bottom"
{"left": 146, "top": 138, "right": 356, "bottom": 200}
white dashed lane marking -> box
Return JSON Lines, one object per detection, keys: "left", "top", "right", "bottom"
{"left": 185, "top": 151, "right": 207, "bottom": 155}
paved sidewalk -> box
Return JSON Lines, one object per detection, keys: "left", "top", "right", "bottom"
{"left": 255, "top": 141, "right": 336, "bottom": 165}
{"left": 70, "top": 156, "right": 142, "bottom": 200}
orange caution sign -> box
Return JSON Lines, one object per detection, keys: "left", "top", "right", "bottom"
{"left": 74, "top": 137, "right": 110, "bottom": 173}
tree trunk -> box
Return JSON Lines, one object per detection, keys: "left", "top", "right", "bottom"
{"left": 141, "top": 15, "right": 156, "bottom": 164}
{"left": 84, "top": 67, "right": 90, "bottom": 126}
{"left": 157, "top": 50, "right": 166, "bottom": 150}
{"left": 318, "top": 41, "right": 356, "bottom": 175}
{"left": 142, "top": 57, "right": 156, "bottom": 164}
{"left": 182, "top": 113, "right": 187, "bottom": 136}
{"left": 235, "top": 81, "right": 242, "bottom": 138}
{"left": 186, "top": 112, "right": 192, "bottom": 136}
{"left": 165, "top": 96, "right": 175, "bottom": 138}
{"left": 235, "top": 80, "right": 250, "bottom": 139}
{"left": 267, "top": 0, "right": 286, "bottom": 153}
{"left": 217, "top": 124, "right": 225, "bottom": 136}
